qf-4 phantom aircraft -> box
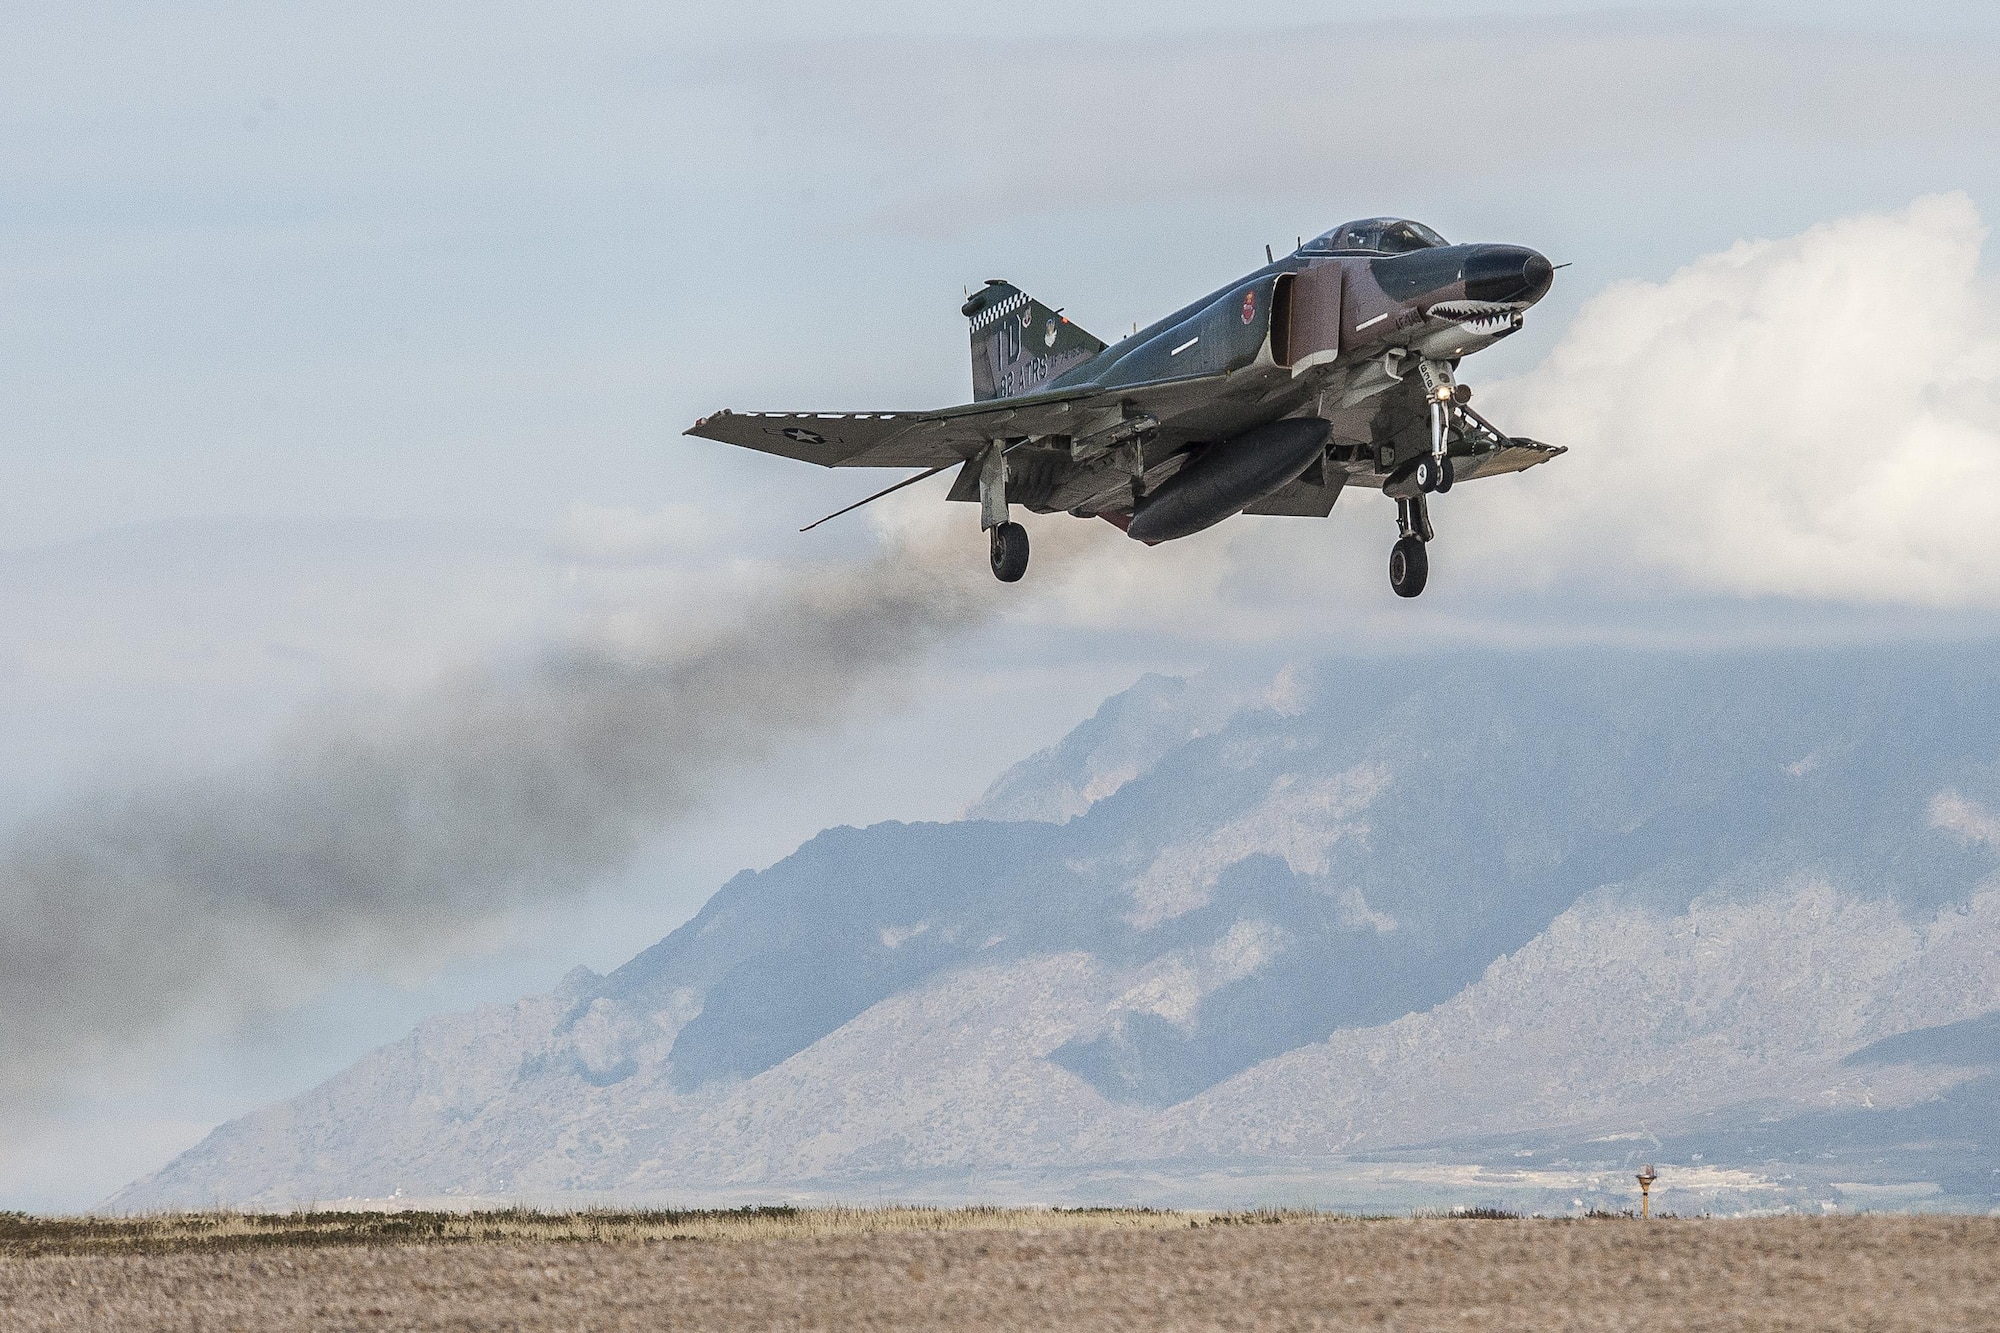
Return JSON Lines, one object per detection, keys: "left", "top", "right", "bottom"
{"left": 687, "top": 218, "right": 1561, "bottom": 597}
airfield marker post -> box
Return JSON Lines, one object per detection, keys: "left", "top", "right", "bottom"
{"left": 1636, "top": 1165, "right": 1658, "bottom": 1219}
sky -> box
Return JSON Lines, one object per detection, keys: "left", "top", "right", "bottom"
{"left": 4, "top": 0, "right": 2000, "bottom": 1210}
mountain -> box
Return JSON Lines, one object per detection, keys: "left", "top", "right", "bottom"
{"left": 963, "top": 670, "right": 1252, "bottom": 823}
{"left": 112, "top": 646, "right": 2000, "bottom": 1214}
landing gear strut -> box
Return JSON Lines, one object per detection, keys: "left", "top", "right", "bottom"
{"left": 980, "top": 439, "right": 1030, "bottom": 582}
{"left": 1390, "top": 494, "right": 1433, "bottom": 598}
{"left": 1418, "top": 359, "right": 1461, "bottom": 494}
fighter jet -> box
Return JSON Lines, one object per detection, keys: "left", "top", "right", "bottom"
{"left": 686, "top": 218, "right": 1561, "bottom": 597}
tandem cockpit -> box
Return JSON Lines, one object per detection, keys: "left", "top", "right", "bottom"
{"left": 1298, "top": 218, "right": 1451, "bottom": 255}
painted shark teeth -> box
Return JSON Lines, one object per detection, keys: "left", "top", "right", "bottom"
{"left": 1425, "top": 299, "right": 1525, "bottom": 337}
{"left": 1426, "top": 299, "right": 1527, "bottom": 318}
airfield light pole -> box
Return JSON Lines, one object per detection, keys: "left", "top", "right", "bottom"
{"left": 1636, "top": 1165, "right": 1658, "bottom": 1219}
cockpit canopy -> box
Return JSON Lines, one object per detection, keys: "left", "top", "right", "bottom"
{"left": 1299, "top": 218, "right": 1449, "bottom": 255}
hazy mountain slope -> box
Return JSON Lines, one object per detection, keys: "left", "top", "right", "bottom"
{"left": 112, "top": 646, "right": 2000, "bottom": 1211}
{"left": 965, "top": 671, "right": 1253, "bottom": 823}
{"left": 1143, "top": 880, "right": 2000, "bottom": 1161}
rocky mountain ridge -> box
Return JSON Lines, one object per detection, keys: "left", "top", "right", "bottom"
{"left": 114, "top": 646, "right": 2000, "bottom": 1214}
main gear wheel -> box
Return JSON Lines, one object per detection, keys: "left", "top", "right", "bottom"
{"left": 1389, "top": 533, "right": 1429, "bottom": 598}
{"left": 989, "top": 521, "right": 1030, "bottom": 582}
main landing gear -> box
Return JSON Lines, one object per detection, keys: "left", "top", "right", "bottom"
{"left": 1414, "top": 453, "right": 1454, "bottom": 494}
{"left": 1390, "top": 494, "right": 1433, "bottom": 598}
{"left": 980, "top": 439, "right": 1030, "bottom": 582}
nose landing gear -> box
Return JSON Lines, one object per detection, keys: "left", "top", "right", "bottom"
{"left": 1417, "top": 359, "right": 1464, "bottom": 495}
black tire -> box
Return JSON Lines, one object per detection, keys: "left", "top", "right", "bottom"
{"left": 989, "top": 521, "right": 1030, "bottom": 582}
{"left": 1389, "top": 534, "right": 1429, "bottom": 598}
{"left": 1415, "top": 457, "right": 1438, "bottom": 493}
{"left": 1435, "top": 456, "right": 1455, "bottom": 493}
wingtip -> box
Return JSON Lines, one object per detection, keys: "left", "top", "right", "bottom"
{"left": 684, "top": 408, "right": 733, "bottom": 436}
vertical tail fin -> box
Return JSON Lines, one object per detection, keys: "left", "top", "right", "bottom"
{"left": 961, "top": 279, "right": 1106, "bottom": 402}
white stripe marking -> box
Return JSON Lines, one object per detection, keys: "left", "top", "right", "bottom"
{"left": 1171, "top": 337, "right": 1200, "bottom": 355}
{"left": 1355, "top": 312, "right": 1388, "bottom": 331}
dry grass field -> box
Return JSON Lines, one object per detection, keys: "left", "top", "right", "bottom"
{"left": 2, "top": 1206, "right": 1995, "bottom": 1331}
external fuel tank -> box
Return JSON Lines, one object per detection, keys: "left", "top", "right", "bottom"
{"left": 1125, "top": 417, "right": 1332, "bottom": 544}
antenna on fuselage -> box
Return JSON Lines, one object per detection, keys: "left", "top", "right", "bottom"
{"left": 1266, "top": 244, "right": 1274, "bottom": 264}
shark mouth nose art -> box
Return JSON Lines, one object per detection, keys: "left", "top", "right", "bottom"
{"left": 1425, "top": 299, "right": 1527, "bottom": 337}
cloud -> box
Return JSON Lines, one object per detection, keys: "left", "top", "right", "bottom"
{"left": 1474, "top": 194, "right": 2000, "bottom": 606}
{"left": 0, "top": 519, "right": 1041, "bottom": 1106}
{"left": 1931, "top": 791, "right": 2000, "bottom": 848}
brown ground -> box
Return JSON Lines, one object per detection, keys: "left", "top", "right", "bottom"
{"left": 2, "top": 1210, "right": 1995, "bottom": 1331}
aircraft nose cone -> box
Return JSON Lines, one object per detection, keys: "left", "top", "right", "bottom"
{"left": 1465, "top": 245, "right": 1554, "bottom": 305}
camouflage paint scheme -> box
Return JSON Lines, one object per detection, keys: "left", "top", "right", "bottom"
{"left": 686, "top": 218, "right": 1560, "bottom": 546}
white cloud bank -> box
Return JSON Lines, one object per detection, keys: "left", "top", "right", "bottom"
{"left": 919, "top": 194, "right": 2000, "bottom": 641}
{"left": 1480, "top": 193, "right": 2000, "bottom": 606}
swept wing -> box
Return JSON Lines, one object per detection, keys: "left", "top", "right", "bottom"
{"left": 685, "top": 377, "right": 1229, "bottom": 471}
